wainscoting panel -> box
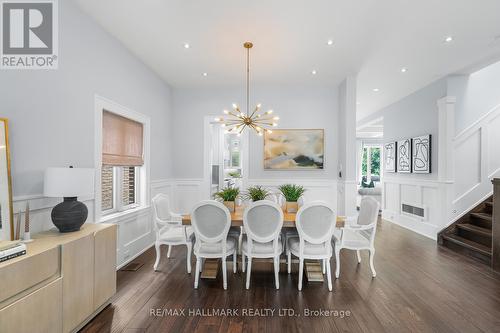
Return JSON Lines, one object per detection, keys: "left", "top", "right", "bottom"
{"left": 453, "top": 129, "right": 482, "bottom": 201}
{"left": 172, "top": 179, "right": 204, "bottom": 214}
{"left": 449, "top": 103, "right": 500, "bottom": 226}
{"left": 382, "top": 178, "right": 441, "bottom": 239}
{"left": 487, "top": 112, "right": 500, "bottom": 177}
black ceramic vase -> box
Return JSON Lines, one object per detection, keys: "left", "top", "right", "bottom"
{"left": 51, "top": 197, "right": 88, "bottom": 232}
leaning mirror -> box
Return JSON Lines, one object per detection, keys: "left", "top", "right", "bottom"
{"left": 0, "top": 118, "right": 13, "bottom": 240}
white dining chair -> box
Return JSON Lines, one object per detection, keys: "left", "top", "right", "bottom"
{"left": 241, "top": 200, "right": 284, "bottom": 289}
{"left": 333, "top": 196, "right": 380, "bottom": 279}
{"left": 191, "top": 200, "right": 237, "bottom": 290}
{"left": 213, "top": 198, "right": 242, "bottom": 258}
{"left": 287, "top": 201, "right": 336, "bottom": 291}
{"left": 152, "top": 194, "right": 194, "bottom": 273}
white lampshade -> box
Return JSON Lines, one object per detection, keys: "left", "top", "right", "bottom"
{"left": 44, "top": 167, "right": 95, "bottom": 198}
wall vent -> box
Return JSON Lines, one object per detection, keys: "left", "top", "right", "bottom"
{"left": 401, "top": 203, "right": 427, "bottom": 221}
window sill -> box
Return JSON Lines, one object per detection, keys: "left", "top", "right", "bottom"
{"left": 99, "top": 205, "right": 151, "bottom": 223}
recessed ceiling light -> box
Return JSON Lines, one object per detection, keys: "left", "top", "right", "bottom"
{"left": 401, "top": 67, "right": 408, "bottom": 73}
{"left": 327, "top": 40, "right": 334, "bottom": 46}
{"left": 202, "top": 72, "right": 208, "bottom": 77}
{"left": 183, "top": 43, "right": 190, "bottom": 49}
{"left": 311, "top": 69, "right": 317, "bottom": 75}
{"left": 356, "top": 102, "right": 361, "bottom": 105}
{"left": 373, "top": 88, "right": 380, "bottom": 92}
{"left": 444, "top": 36, "right": 453, "bottom": 43}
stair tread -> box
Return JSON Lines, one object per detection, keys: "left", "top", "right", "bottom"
{"left": 456, "top": 223, "right": 492, "bottom": 236}
{"left": 442, "top": 234, "right": 492, "bottom": 257}
{"left": 470, "top": 212, "right": 492, "bottom": 221}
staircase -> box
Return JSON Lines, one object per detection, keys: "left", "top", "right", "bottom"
{"left": 438, "top": 197, "right": 493, "bottom": 265}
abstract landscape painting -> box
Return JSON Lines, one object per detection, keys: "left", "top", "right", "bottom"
{"left": 384, "top": 142, "right": 397, "bottom": 172}
{"left": 397, "top": 139, "right": 411, "bottom": 173}
{"left": 264, "top": 129, "right": 324, "bottom": 170}
{"left": 412, "top": 135, "right": 431, "bottom": 173}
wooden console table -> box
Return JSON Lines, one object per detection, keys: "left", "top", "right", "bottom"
{"left": 0, "top": 223, "right": 117, "bottom": 333}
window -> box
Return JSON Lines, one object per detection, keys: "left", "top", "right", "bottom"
{"left": 101, "top": 110, "right": 144, "bottom": 215}
{"left": 361, "top": 146, "right": 381, "bottom": 177}
{"left": 101, "top": 166, "right": 138, "bottom": 214}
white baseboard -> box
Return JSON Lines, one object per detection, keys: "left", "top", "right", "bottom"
{"left": 116, "top": 241, "right": 155, "bottom": 270}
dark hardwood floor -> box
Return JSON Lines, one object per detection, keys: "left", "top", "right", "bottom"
{"left": 81, "top": 220, "right": 500, "bottom": 333}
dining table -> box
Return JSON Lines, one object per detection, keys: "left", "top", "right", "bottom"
{"left": 182, "top": 206, "right": 345, "bottom": 283}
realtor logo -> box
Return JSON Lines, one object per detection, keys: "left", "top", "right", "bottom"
{"left": 1, "top": 0, "right": 58, "bottom": 69}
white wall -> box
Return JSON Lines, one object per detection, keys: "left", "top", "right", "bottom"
{"left": 171, "top": 84, "right": 340, "bottom": 212}
{"left": 448, "top": 61, "right": 500, "bottom": 134}
{"left": 1, "top": 0, "right": 174, "bottom": 266}
{"left": 172, "top": 84, "right": 339, "bottom": 179}
{"left": 358, "top": 78, "right": 448, "bottom": 239}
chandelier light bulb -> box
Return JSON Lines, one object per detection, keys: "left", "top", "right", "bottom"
{"left": 273, "top": 116, "right": 280, "bottom": 120}
{"left": 223, "top": 110, "right": 229, "bottom": 114}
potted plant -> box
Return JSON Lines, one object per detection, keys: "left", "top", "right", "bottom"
{"left": 214, "top": 187, "right": 240, "bottom": 212}
{"left": 278, "top": 184, "right": 306, "bottom": 213}
{"left": 243, "top": 185, "right": 271, "bottom": 202}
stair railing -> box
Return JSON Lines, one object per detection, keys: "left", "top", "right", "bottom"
{"left": 492, "top": 178, "right": 500, "bottom": 272}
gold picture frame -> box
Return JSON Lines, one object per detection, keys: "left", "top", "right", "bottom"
{"left": 0, "top": 118, "right": 14, "bottom": 240}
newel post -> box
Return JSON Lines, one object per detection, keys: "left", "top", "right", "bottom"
{"left": 492, "top": 178, "right": 500, "bottom": 272}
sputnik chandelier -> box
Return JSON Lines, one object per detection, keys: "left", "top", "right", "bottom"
{"left": 215, "top": 42, "right": 279, "bottom": 136}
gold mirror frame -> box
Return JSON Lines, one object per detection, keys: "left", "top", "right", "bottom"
{"left": 0, "top": 118, "right": 14, "bottom": 240}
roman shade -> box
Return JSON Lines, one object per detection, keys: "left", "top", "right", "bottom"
{"left": 102, "top": 111, "right": 144, "bottom": 166}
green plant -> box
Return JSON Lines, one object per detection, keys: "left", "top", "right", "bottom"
{"left": 214, "top": 187, "right": 240, "bottom": 202}
{"left": 243, "top": 185, "right": 270, "bottom": 201}
{"left": 362, "top": 147, "right": 380, "bottom": 176}
{"left": 278, "top": 184, "right": 306, "bottom": 202}
{"left": 228, "top": 171, "right": 241, "bottom": 178}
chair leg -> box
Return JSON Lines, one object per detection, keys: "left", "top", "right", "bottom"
{"left": 322, "top": 259, "right": 326, "bottom": 274}
{"left": 199, "top": 258, "right": 204, "bottom": 272}
{"left": 242, "top": 252, "right": 246, "bottom": 273}
{"left": 273, "top": 256, "right": 280, "bottom": 289}
{"left": 167, "top": 245, "right": 172, "bottom": 258}
{"left": 222, "top": 257, "right": 228, "bottom": 290}
{"left": 246, "top": 256, "right": 252, "bottom": 289}
{"left": 298, "top": 258, "right": 304, "bottom": 291}
{"left": 335, "top": 248, "right": 341, "bottom": 279}
{"left": 326, "top": 258, "right": 333, "bottom": 291}
{"left": 287, "top": 250, "right": 292, "bottom": 274}
{"left": 153, "top": 242, "right": 161, "bottom": 271}
{"left": 186, "top": 243, "right": 192, "bottom": 274}
{"left": 238, "top": 233, "right": 243, "bottom": 255}
{"left": 369, "top": 248, "right": 377, "bottom": 277}
{"left": 194, "top": 257, "right": 201, "bottom": 289}
{"left": 357, "top": 250, "right": 361, "bottom": 264}
{"left": 233, "top": 252, "right": 237, "bottom": 273}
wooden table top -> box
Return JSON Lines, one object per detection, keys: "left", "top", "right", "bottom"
{"left": 182, "top": 206, "right": 345, "bottom": 228}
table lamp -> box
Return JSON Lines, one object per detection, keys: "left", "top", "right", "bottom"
{"left": 43, "top": 166, "right": 95, "bottom": 232}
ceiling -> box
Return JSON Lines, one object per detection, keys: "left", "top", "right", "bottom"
{"left": 74, "top": 0, "right": 500, "bottom": 120}
{"left": 357, "top": 118, "right": 383, "bottom": 139}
